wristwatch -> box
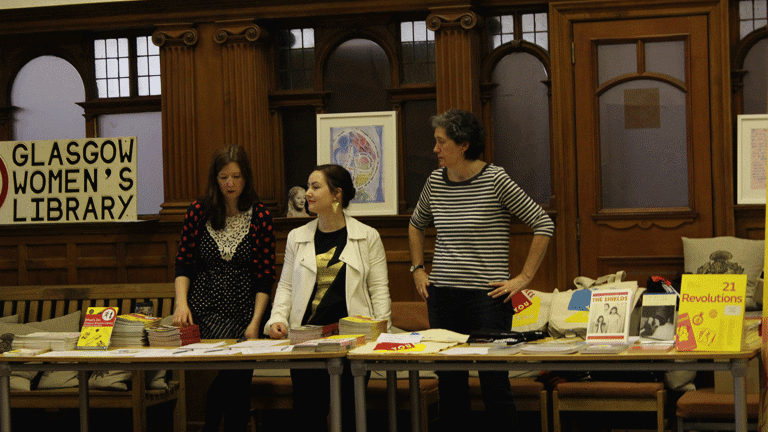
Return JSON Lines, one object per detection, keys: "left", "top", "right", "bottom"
{"left": 410, "top": 264, "right": 425, "bottom": 273}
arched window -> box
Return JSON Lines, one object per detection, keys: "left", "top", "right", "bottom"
{"left": 489, "top": 50, "right": 551, "bottom": 206}
{"left": 324, "top": 39, "right": 391, "bottom": 114}
{"left": 12, "top": 56, "right": 85, "bottom": 141}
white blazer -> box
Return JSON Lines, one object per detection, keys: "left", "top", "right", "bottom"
{"left": 264, "top": 213, "right": 391, "bottom": 334}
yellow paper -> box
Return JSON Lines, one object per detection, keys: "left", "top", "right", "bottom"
{"left": 676, "top": 274, "right": 746, "bottom": 352}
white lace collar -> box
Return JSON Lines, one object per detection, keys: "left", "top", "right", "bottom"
{"left": 206, "top": 208, "right": 251, "bottom": 261}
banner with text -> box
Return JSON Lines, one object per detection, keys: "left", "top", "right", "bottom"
{"left": 0, "top": 138, "right": 137, "bottom": 224}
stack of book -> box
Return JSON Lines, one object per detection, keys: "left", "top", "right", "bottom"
{"left": 289, "top": 322, "right": 339, "bottom": 345}
{"left": 146, "top": 324, "right": 201, "bottom": 347}
{"left": 742, "top": 316, "right": 761, "bottom": 349}
{"left": 13, "top": 332, "right": 80, "bottom": 351}
{"left": 292, "top": 334, "right": 366, "bottom": 353}
{"left": 339, "top": 315, "right": 387, "bottom": 342}
{"left": 111, "top": 313, "right": 161, "bottom": 348}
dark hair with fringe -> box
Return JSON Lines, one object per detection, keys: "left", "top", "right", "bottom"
{"left": 430, "top": 108, "right": 486, "bottom": 160}
{"left": 313, "top": 164, "right": 356, "bottom": 208}
{"left": 202, "top": 144, "right": 260, "bottom": 230}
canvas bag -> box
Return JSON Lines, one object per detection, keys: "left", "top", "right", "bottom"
{"left": 510, "top": 289, "right": 552, "bottom": 333}
{"left": 548, "top": 273, "right": 643, "bottom": 338}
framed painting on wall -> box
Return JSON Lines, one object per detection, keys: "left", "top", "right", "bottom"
{"left": 737, "top": 114, "right": 768, "bottom": 205}
{"left": 316, "top": 111, "right": 398, "bottom": 216}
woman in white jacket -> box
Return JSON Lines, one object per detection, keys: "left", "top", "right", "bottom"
{"left": 265, "top": 164, "right": 390, "bottom": 432}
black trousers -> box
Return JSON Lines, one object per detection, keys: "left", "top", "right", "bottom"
{"left": 202, "top": 369, "right": 253, "bottom": 432}
{"left": 427, "top": 285, "right": 519, "bottom": 430}
{"left": 290, "top": 362, "right": 369, "bottom": 432}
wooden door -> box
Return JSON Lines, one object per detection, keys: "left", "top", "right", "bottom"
{"left": 572, "top": 15, "right": 714, "bottom": 285}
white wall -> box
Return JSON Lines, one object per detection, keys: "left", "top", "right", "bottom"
{"left": 98, "top": 113, "right": 164, "bottom": 215}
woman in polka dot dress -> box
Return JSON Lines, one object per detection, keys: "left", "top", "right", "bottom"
{"left": 173, "top": 144, "right": 276, "bottom": 432}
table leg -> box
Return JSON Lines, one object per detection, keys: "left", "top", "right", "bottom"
{"left": 731, "top": 358, "right": 748, "bottom": 432}
{"left": 409, "top": 370, "right": 420, "bottom": 432}
{"left": 386, "top": 371, "right": 397, "bottom": 432}
{"left": 350, "top": 360, "right": 368, "bottom": 432}
{"left": 0, "top": 365, "right": 10, "bottom": 432}
{"left": 78, "top": 371, "right": 89, "bottom": 432}
{"left": 327, "top": 358, "right": 344, "bottom": 432}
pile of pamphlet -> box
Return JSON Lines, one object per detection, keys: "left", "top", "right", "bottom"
{"left": 111, "top": 313, "right": 161, "bottom": 348}
{"left": 13, "top": 332, "right": 80, "bottom": 351}
{"left": 289, "top": 322, "right": 339, "bottom": 345}
{"left": 339, "top": 315, "right": 387, "bottom": 342}
{"left": 292, "top": 334, "right": 366, "bottom": 353}
{"left": 146, "top": 324, "right": 201, "bottom": 347}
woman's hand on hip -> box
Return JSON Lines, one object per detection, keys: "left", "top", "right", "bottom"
{"left": 269, "top": 322, "right": 288, "bottom": 339}
{"left": 488, "top": 275, "right": 529, "bottom": 302}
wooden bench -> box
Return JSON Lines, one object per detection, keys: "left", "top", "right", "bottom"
{"left": 0, "top": 283, "right": 185, "bottom": 432}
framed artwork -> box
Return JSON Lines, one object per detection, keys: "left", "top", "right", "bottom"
{"left": 316, "top": 111, "right": 398, "bottom": 216}
{"left": 736, "top": 114, "right": 768, "bottom": 205}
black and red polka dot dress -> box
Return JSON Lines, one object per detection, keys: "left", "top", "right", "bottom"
{"left": 175, "top": 201, "right": 276, "bottom": 339}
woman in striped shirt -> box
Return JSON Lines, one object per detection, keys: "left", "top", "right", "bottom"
{"left": 409, "top": 108, "right": 554, "bottom": 430}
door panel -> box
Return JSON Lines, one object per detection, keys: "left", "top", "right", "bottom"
{"left": 573, "top": 15, "right": 712, "bottom": 284}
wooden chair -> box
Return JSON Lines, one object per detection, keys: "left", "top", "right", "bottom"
{"left": 469, "top": 376, "right": 549, "bottom": 432}
{"left": 675, "top": 387, "right": 758, "bottom": 432}
{"left": 552, "top": 381, "right": 666, "bottom": 432}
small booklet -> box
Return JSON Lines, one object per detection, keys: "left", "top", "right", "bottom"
{"left": 585, "top": 287, "right": 634, "bottom": 345}
{"left": 520, "top": 340, "right": 586, "bottom": 355}
{"left": 581, "top": 343, "right": 629, "bottom": 354}
{"left": 638, "top": 292, "right": 678, "bottom": 342}
{"left": 76, "top": 306, "right": 118, "bottom": 350}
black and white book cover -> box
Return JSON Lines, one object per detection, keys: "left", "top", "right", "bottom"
{"left": 638, "top": 293, "right": 678, "bottom": 342}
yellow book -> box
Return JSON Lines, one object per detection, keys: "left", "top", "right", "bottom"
{"left": 676, "top": 274, "right": 746, "bottom": 352}
{"left": 76, "top": 306, "right": 119, "bottom": 350}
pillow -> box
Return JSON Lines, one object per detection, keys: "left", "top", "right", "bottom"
{"left": 0, "top": 315, "right": 19, "bottom": 324}
{"left": 37, "top": 370, "right": 79, "bottom": 389}
{"left": 89, "top": 370, "right": 132, "bottom": 390}
{"left": 32, "top": 311, "right": 81, "bottom": 332}
{"left": 0, "top": 311, "right": 81, "bottom": 337}
{"left": 146, "top": 370, "right": 168, "bottom": 390}
{"left": 10, "top": 376, "right": 32, "bottom": 391}
{"left": 682, "top": 236, "right": 764, "bottom": 311}
{"left": 511, "top": 289, "right": 552, "bottom": 332}
{"left": 390, "top": 302, "right": 429, "bottom": 332}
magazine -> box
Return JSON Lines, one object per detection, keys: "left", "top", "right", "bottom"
{"left": 676, "top": 274, "right": 747, "bottom": 352}
{"left": 638, "top": 293, "right": 678, "bottom": 342}
{"left": 585, "top": 287, "right": 634, "bottom": 344}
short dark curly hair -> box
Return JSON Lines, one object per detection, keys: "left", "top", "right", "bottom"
{"left": 430, "top": 109, "right": 486, "bottom": 160}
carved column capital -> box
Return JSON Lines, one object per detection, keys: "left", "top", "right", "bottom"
{"left": 427, "top": 7, "right": 481, "bottom": 31}
{"left": 152, "top": 24, "right": 199, "bottom": 47}
{"left": 214, "top": 20, "right": 267, "bottom": 44}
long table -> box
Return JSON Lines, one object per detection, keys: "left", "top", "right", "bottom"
{"left": 0, "top": 348, "right": 347, "bottom": 432}
{"left": 348, "top": 345, "right": 760, "bottom": 432}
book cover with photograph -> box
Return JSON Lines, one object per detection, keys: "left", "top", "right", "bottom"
{"left": 638, "top": 292, "right": 678, "bottom": 342}
{"left": 585, "top": 288, "right": 634, "bottom": 344}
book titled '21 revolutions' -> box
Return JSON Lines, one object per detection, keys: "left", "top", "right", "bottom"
{"left": 76, "top": 306, "right": 119, "bottom": 350}
{"left": 676, "top": 274, "right": 746, "bottom": 352}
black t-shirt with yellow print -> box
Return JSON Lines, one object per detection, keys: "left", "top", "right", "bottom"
{"left": 302, "top": 227, "right": 348, "bottom": 326}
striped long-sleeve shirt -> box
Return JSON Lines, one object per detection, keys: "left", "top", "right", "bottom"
{"left": 410, "top": 164, "right": 554, "bottom": 290}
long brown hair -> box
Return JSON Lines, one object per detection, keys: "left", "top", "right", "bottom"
{"left": 202, "top": 144, "right": 260, "bottom": 230}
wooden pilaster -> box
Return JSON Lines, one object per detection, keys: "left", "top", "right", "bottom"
{"left": 214, "top": 20, "right": 278, "bottom": 211}
{"left": 427, "top": 6, "right": 482, "bottom": 116}
{"left": 152, "top": 24, "right": 199, "bottom": 218}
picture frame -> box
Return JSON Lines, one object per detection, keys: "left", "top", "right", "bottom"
{"left": 316, "top": 111, "right": 398, "bottom": 216}
{"left": 736, "top": 114, "right": 768, "bottom": 205}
